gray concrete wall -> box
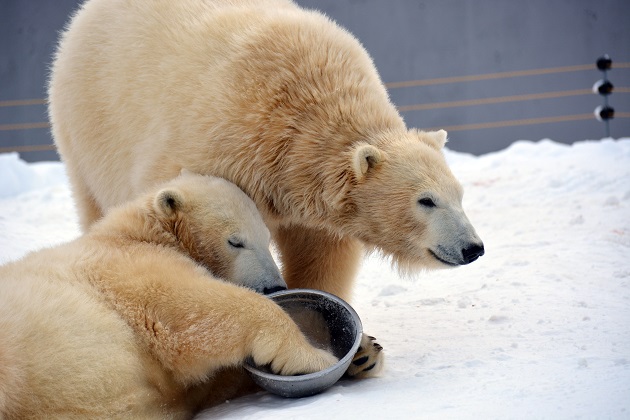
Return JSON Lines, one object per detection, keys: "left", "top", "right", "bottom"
{"left": 1, "top": 0, "right": 629, "bottom": 161}
{"left": 0, "top": 0, "right": 79, "bottom": 161}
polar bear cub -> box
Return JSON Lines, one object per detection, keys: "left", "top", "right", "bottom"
{"left": 0, "top": 172, "right": 337, "bottom": 419}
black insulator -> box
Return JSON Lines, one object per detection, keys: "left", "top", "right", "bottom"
{"left": 592, "top": 79, "right": 614, "bottom": 95}
{"left": 596, "top": 55, "right": 612, "bottom": 71}
{"left": 594, "top": 105, "right": 615, "bottom": 121}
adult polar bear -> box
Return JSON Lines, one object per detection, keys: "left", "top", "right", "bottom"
{"left": 50, "top": 1, "right": 483, "bottom": 302}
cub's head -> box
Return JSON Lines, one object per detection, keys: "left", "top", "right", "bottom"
{"left": 347, "top": 129, "right": 484, "bottom": 272}
{"left": 152, "top": 172, "right": 286, "bottom": 294}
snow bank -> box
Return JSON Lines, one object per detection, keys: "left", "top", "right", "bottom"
{"left": 0, "top": 152, "right": 69, "bottom": 199}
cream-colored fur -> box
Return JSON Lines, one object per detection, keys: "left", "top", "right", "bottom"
{"left": 0, "top": 173, "right": 338, "bottom": 419}
{"left": 50, "top": 0, "right": 483, "bottom": 306}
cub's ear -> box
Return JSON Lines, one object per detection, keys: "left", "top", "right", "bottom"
{"left": 351, "top": 143, "right": 384, "bottom": 179}
{"left": 155, "top": 189, "right": 185, "bottom": 217}
{"left": 421, "top": 129, "right": 448, "bottom": 149}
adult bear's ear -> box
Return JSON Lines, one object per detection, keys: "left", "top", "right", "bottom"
{"left": 420, "top": 129, "right": 448, "bottom": 149}
{"left": 351, "top": 143, "right": 384, "bottom": 179}
{"left": 155, "top": 188, "right": 185, "bottom": 217}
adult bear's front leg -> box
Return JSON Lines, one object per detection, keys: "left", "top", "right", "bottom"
{"left": 275, "top": 225, "right": 385, "bottom": 378}
{"left": 274, "top": 225, "right": 363, "bottom": 301}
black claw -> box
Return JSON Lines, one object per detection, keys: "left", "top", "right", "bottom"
{"left": 368, "top": 336, "right": 376, "bottom": 340}
{"left": 374, "top": 344, "right": 383, "bottom": 351}
{"left": 363, "top": 363, "right": 377, "bottom": 372}
{"left": 353, "top": 355, "right": 369, "bottom": 366}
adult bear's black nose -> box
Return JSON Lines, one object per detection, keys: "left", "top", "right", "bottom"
{"left": 462, "top": 243, "right": 485, "bottom": 264}
{"left": 263, "top": 285, "right": 287, "bottom": 295}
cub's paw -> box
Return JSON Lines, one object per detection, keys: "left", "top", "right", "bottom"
{"left": 270, "top": 347, "right": 338, "bottom": 376}
{"left": 345, "top": 334, "right": 384, "bottom": 378}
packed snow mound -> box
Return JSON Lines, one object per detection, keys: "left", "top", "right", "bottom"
{"left": 0, "top": 152, "right": 69, "bottom": 199}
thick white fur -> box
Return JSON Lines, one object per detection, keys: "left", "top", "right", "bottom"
{"left": 0, "top": 173, "right": 337, "bottom": 419}
{"left": 48, "top": 0, "right": 483, "bottom": 389}
{"left": 49, "top": 0, "right": 483, "bottom": 301}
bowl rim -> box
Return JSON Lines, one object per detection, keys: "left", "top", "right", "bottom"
{"left": 243, "top": 288, "right": 363, "bottom": 382}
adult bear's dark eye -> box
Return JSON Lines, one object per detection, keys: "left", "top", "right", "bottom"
{"left": 418, "top": 198, "right": 436, "bottom": 208}
{"left": 228, "top": 238, "right": 245, "bottom": 249}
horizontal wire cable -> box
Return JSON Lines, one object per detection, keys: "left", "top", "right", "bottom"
{"left": 0, "top": 122, "right": 50, "bottom": 131}
{"left": 0, "top": 98, "right": 47, "bottom": 107}
{"left": 398, "top": 87, "right": 629, "bottom": 112}
{"left": 427, "top": 113, "right": 630, "bottom": 132}
{"left": 398, "top": 89, "right": 593, "bottom": 112}
{"left": 0, "top": 143, "right": 57, "bottom": 153}
{"left": 385, "top": 62, "right": 630, "bottom": 89}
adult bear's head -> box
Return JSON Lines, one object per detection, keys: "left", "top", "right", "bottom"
{"left": 346, "top": 129, "right": 484, "bottom": 272}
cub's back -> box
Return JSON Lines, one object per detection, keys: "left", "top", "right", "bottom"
{"left": 0, "top": 246, "right": 163, "bottom": 418}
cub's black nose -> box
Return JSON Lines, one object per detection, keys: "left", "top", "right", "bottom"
{"left": 462, "top": 243, "right": 485, "bottom": 264}
{"left": 263, "top": 286, "right": 287, "bottom": 295}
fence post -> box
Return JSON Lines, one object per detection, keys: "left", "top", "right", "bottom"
{"left": 593, "top": 54, "right": 614, "bottom": 138}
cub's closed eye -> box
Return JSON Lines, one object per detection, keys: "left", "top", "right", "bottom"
{"left": 418, "top": 198, "right": 436, "bottom": 208}
{"left": 228, "top": 238, "right": 245, "bottom": 248}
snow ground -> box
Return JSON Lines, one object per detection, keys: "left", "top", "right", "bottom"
{"left": 1, "top": 138, "right": 629, "bottom": 419}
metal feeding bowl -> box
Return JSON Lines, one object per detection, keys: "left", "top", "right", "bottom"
{"left": 244, "top": 289, "right": 363, "bottom": 398}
